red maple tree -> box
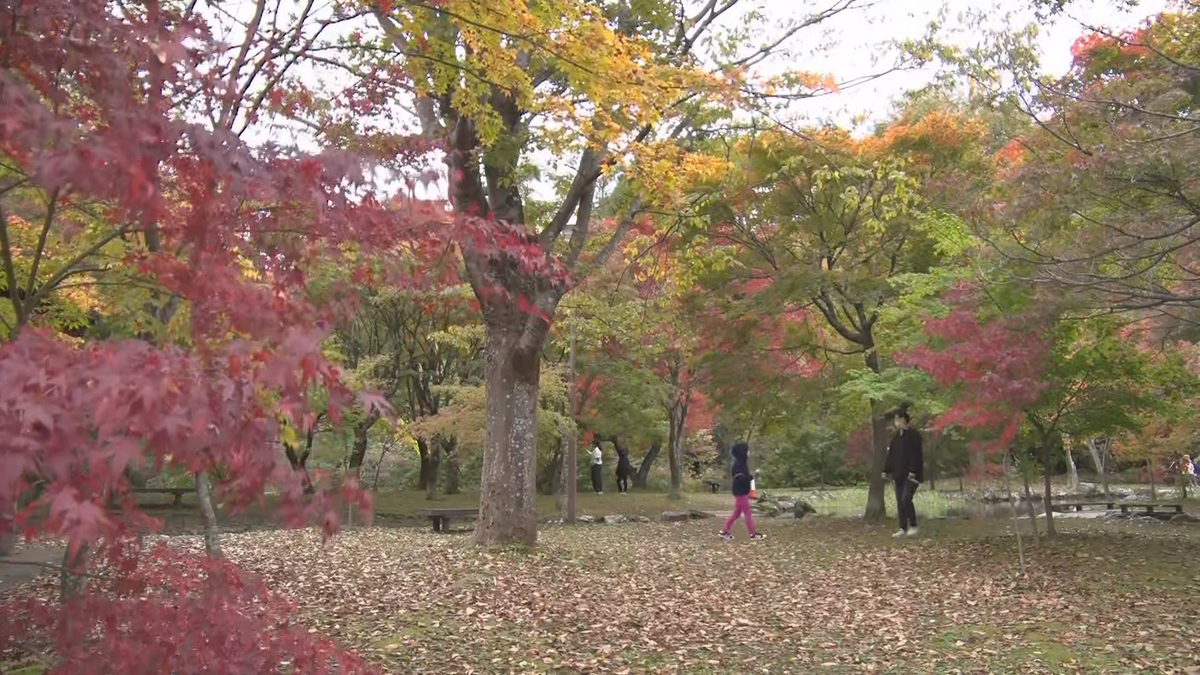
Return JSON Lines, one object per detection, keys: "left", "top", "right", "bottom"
{"left": 898, "top": 285, "right": 1051, "bottom": 453}
{"left": 0, "top": 0, "right": 464, "bottom": 669}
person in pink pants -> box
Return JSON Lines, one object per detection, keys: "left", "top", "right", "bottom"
{"left": 720, "top": 442, "right": 764, "bottom": 540}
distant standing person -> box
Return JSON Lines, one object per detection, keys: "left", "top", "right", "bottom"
{"left": 720, "top": 442, "right": 765, "bottom": 541}
{"left": 883, "top": 410, "right": 923, "bottom": 538}
{"left": 615, "top": 447, "right": 634, "bottom": 494}
{"left": 591, "top": 443, "right": 604, "bottom": 494}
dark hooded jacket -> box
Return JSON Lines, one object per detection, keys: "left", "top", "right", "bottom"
{"left": 884, "top": 428, "right": 924, "bottom": 483}
{"left": 730, "top": 442, "right": 752, "bottom": 496}
{"left": 616, "top": 449, "right": 634, "bottom": 478}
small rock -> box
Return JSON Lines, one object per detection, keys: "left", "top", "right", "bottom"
{"left": 543, "top": 518, "right": 564, "bottom": 525}
{"left": 578, "top": 515, "right": 595, "bottom": 524}
{"left": 634, "top": 516, "right": 651, "bottom": 523}
{"left": 603, "top": 515, "right": 628, "bottom": 525}
{"left": 661, "top": 511, "right": 689, "bottom": 522}
{"left": 778, "top": 500, "right": 796, "bottom": 512}
{"left": 1169, "top": 513, "right": 1199, "bottom": 524}
{"left": 793, "top": 500, "right": 816, "bottom": 519}
{"left": 808, "top": 490, "right": 834, "bottom": 501}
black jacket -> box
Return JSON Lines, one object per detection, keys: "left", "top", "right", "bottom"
{"left": 731, "top": 443, "right": 752, "bottom": 496}
{"left": 884, "top": 429, "right": 924, "bottom": 483}
{"left": 616, "top": 450, "right": 634, "bottom": 478}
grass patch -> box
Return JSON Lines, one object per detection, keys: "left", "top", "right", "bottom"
{"left": 774, "top": 485, "right": 970, "bottom": 519}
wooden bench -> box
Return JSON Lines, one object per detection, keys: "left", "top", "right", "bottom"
{"left": 1051, "top": 500, "right": 1116, "bottom": 513}
{"left": 417, "top": 507, "right": 479, "bottom": 533}
{"left": 131, "top": 487, "right": 191, "bottom": 507}
{"left": 705, "top": 480, "right": 721, "bottom": 493}
{"left": 1118, "top": 502, "right": 1184, "bottom": 516}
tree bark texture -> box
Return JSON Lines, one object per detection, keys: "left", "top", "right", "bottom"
{"left": 1041, "top": 442, "right": 1057, "bottom": 537}
{"left": 1065, "top": 442, "right": 1078, "bottom": 491}
{"left": 667, "top": 399, "right": 687, "bottom": 500}
{"left": 443, "top": 436, "right": 461, "bottom": 495}
{"left": 196, "top": 472, "right": 222, "bottom": 558}
{"left": 1021, "top": 462, "right": 1040, "bottom": 538}
{"left": 634, "top": 442, "right": 660, "bottom": 489}
{"left": 348, "top": 411, "right": 381, "bottom": 475}
{"left": 425, "top": 439, "right": 441, "bottom": 500}
{"left": 862, "top": 399, "right": 890, "bottom": 523}
{"left": 475, "top": 327, "right": 540, "bottom": 547}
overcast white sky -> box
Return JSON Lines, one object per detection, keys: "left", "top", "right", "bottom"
{"left": 220, "top": 0, "right": 1170, "bottom": 199}
{"left": 756, "top": 0, "right": 1169, "bottom": 126}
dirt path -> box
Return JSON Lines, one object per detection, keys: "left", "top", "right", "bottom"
{"left": 0, "top": 546, "right": 60, "bottom": 594}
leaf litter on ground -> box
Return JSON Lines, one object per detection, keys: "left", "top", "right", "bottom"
{"left": 4, "top": 517, "right": 1200, "bottom": 673}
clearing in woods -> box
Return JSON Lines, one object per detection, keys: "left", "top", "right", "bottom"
{"left": 7, "top": 516, "right": 1198, "bottom": 673}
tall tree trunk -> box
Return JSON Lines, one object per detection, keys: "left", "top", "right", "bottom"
{"left": 425, "top": 439, "right": 441, "bottom": 500}
{"left": 372, "top": 442, "right": 391, "bottom": 491}
{"left": 1149, "top": 459, "right": 1157, "bottom": 501}
{"left": 862, "top": 345, "right": 889, "bottom": 523}
{"left": 1041, "top": 442, "right": 1056, "bottom": 537}
{"left": 444, "top": 437, "right": 461, "bottom": 495}
{"left": 416, "top": 438, "right": 432, "bottom": 491}
{"left": 59, "top": 542, "right": 88, "bottom": 601}
{"left": 1002, "top": 452, "right": 1026, "bottom": 574}
{"left": 196, "top": 472, "right": 221, "bottom": 557}
{"left": 538, "top": 441, "right": 562, "bottom": 495}
{"left": 1020, "top": 461, "right": 1040, "bottom": 538}
{"left": 475, "top": 328, "right": 540, "bottom": 547}
{"left": 1087, "top": 437, "right": 1109, "bottom": 500}
{"left": 555, "top": 432, "right": 568, "bottom": 513}
{"left": 667, "top": 399, "right": 687, "bottom": 500}
{"left": 1064, "top": 443, "right": 1078, "bottom": 491}
{"left": 818, "top": 443, "right": 826, "bottom": 488}
{"left": 348, "top": 411, "right": 381, "bottom": 475}
{"left": 634, "top": 442, "right": 660, "bottom": 489}
{"left": 862, "top": 399, "right": 890, "bottom": 523}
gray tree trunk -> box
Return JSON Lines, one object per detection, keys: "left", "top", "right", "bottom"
{"left": 634, "top": 442, "right": 660, "bottom": 489}
{"left": 475, "top": 327, "right": 540, "bottom": 547}
{"left": 196, "top": 472, "right": 221, "bottom": 558}
{"left": 1021, "top": 461, "right": 1040, "bottom": 538}
{"left": 667, "top": 399, "right": 687, "bottom": 500}
{"left": 1002, "top": 453, "right": 1026, "bottom": 574}
{"left": 444, "top": 437, "right": 461, "bottom": 495}
{"left": 1064, "top": 443, "right": 1078, "bottom": 491}
{"left": 1041, "top": 443, "right": 1056, "bottom": 537}
{"left": 1087, "top": 437, "right": 1109, "bottom": 500}
{"left": 59, "top": 542, "right": 89, "bottom": 601}
{"left": 425, "top": 440, "right": 441, "bottom": 500}
{"left": 863, "top": 400, "right": 890, "bottom": 523}
{"left": 555, "top": 432, "right": 568, "bottom": 514}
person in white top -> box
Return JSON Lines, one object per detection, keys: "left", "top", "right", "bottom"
{"left": 591, "top": 444, "right": 604, "bottom": 494}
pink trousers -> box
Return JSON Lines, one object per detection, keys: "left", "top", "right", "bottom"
{"left": 722, "top": 494, "right": 756, "bottom": 536}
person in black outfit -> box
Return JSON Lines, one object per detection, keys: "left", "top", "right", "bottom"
{"left": 615, "top": 447, "right": 634, "bottom": 494}
{"left": 882, "top": 410, "right": 923, "bottom": 538}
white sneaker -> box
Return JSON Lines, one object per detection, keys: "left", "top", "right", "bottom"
{"left": 892, "top": 529, "right": 907, "bottom": 538}
{"left": 906, "top": 527, "right": 919, "bottom": 538}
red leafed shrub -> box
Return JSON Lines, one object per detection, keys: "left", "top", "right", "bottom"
{"left": 1, "top": 543, "right": 378, "bottom": 673}
{"left": 898, "top": 285, "right": 1051, "bottom": 452}
{"left": 0, "top": 0, "right": 447, "bottom": 670}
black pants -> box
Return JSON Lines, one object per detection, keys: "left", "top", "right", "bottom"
{"left": 591, "top": 464, "right": 603, "bottom": 493}
{"left": 616, "top": 474, "right": 629, "bottom": 493}
{"left": 894, "top": 477, "right": 918, "bottom": 530}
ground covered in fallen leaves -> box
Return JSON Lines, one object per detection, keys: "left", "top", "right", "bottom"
{"left": 8, "top": 516, "right": 1200, "bottom": 673}
{"left": 197, "top": 518, "right": 1200, "bottom": 673}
